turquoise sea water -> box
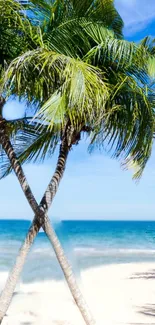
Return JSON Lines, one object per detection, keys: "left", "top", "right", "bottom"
{"left": 0, "top": 220, "right": 155, "bottom": 282}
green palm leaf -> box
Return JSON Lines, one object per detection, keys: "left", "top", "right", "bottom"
{"left": 29, "top": 0, "right": 123, "bottom": 38}
{"left": 0, "top": 119, "right": 61, "bottom": 178}
{"left": 5, "top": 49, "right": 111, "bottom": 126}
{"left": 89, "top": 76, "right": 154, "bottom": 177}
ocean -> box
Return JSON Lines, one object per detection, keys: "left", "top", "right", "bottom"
{"left": 0, "top": 219, "right": 155, "bottom": 282}
{"left": 1, "top": 220, "right": 155, "bottom": 325}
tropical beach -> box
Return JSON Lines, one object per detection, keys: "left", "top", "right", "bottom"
{"left": 1, "top": 0, "right": 155, "bottom": 324}
{"left": 2, "top": 262, "right": 155, "bottom": 325}
{"left": 1, "top": 220, "right": 155, "bottom": 325}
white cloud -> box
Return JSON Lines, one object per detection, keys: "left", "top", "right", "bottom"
{"left": 3, "top": 99, "right": 26, "bottom": 120}
{"left": 115, "top": 0, "right": 155, "bottom": 36}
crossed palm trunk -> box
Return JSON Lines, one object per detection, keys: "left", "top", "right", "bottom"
{"left": 0, "top": 120, "right": 95, "bottom": 325}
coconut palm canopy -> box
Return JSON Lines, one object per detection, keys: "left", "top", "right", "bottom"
{"left": 1, "top": 0, "right": 155, "bottom": 180}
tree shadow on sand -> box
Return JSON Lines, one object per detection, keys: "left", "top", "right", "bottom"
{"left": 129, "top": 269, "right": 155, "bottom": 280}
{"left": 129, "top": 270, "right": 155, "bottom": 324}
{"left": 139, "top": 303, "right": 155, "bottom": 319}
{"left": 129, "top": 323, "right": 155, "bottom": 325}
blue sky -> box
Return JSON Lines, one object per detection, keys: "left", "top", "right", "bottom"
{"left": 1, "top": 0, "right": 155, "bottom": 220}
{"left": 115, "top": 0, "right": 155, "bottom": 40}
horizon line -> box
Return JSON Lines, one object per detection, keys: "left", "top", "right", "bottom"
{"left": 0, "top": 218, "right": 155, "bottom": 222}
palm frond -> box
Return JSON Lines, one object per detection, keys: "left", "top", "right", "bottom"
{"left": 35, "top": 58, "right": 110, "bottom": 128}
{"left": 147, "top": 57, "right": 155, "bottom": 79}
{"left": 84, "top": 29, "right": 146, "bottom": 72}
{"left": 0, "top": 119, "right": 62, "bottom": 179}
{"left": 28, "top": 0, "right": 123, "bottom": 39}
{"left": 4, "top": 49, "right": 111, "bottom": 127}
{"left": 29, "top": 0, "right": 70, "bottom": 28}
{"left": 86, "top": 0, "right": 123, "bottom": 38}
{"left": 89, "top": 76, "right": 155, "bottom": 178}
{"left": 140, "top": 36, "right": 155, "bottom": 56}
{"left": 14, "top": 123, "right": 61, "bottom": 165}
{"left": 0, "top": 0, "right": 43, "bottom": 73}
{"left": 27, "top": 0, "right": 123, "bottom": 58}
{"left": 46, "top": 18, "right": 92, "bottom": 57}
{"left": 82, "top": 21, "right": 114, "bottom": 46}
{"left": 0, "top": 144, "right": 10, "bottom": 179}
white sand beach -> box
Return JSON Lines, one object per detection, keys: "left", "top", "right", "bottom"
{"left": 1, "top": 262, "right": 155, "bottom": 325}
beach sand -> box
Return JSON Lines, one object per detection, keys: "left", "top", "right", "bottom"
{"left": 1, "top": 262, "right": 155, "bottom": 325}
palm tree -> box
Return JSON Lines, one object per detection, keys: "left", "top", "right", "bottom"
{"left": 0, "top": 1, "right": 99, "bottom": 324}
{"left": 0, "top": 1, "right": 115, "bottom": 323}
{"left": 0, "top": 0, "right": 155, "bottom": 323}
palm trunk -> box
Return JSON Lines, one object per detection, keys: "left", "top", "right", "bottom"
{"left": 44, "top": 222, "right": 95, "bottom": 325}
{"left": 0, "top": 128, "right": 95, "bottom": 325}
{"left": 0, "top": 138, "right": 69, "bottom": 323}
{"left": 40, "top": 139, "right": 69, "bottom": 211}
{"left": 41, "top": 139, "right": 95, "bottom": 325}
{"left": 0, "top": 219, "right": 40, "bottom": 322}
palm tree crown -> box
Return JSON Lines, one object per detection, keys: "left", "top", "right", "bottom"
{"left": 2, "top": 0, "right": 155, "bottom": 179}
